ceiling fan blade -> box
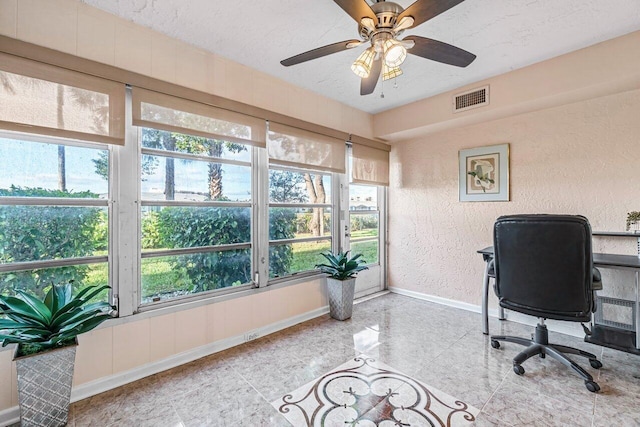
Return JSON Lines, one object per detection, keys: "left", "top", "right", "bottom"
{"left": 281, "top": 40, "right": 363, "bottom": 66}
{"left": 397, "top": 0, "right": 466, "bottom": 29}
{"left": 404, "top": 35, "right": 476, "bottom": 67}
{"left": 334, "top": 0, "right": 378, "bottom": 26}
{"left": 360, "top": 59, "right": 382, "bottom": 96}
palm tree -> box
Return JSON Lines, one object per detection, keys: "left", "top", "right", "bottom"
{"left": 172, "top": 132, "right": 246, "bottom": 200}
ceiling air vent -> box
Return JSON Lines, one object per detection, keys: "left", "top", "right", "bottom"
{"left": 453, "top": 85, "right": 489, "bottom": 113}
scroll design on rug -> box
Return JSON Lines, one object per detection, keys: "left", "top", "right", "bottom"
{"left": 275, "top": 357, "right": 477, "bottom": 426}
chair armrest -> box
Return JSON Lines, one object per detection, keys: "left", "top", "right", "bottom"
{"left": 592, "top": 267, "right": 603, "bottom": 291}
{"left": 488, "top": 259, "right": 495, "bottom": 277}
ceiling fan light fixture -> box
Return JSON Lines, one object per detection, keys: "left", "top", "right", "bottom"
{"left": 351, "top": 47, "right": 376, "bottom": 78}
{"left": 382, "top": 63, "right": 403, "bottom": 81}
{"left": 394, "top": 16, "right": 415, "bottom": 32}
{"left": 279, "top": 0, "right": 477, "bottom": 96}
{"left": 360, "top": 17, "right": 376, "bottom": 32}
{"left": 399, "top": 39, "right": 416, "bottom": 50}
{"left": 383, "top": 39, "right": 407, "bottom": 67}
{"left": 346, "top": 40, "right": 364, "bottom": 49}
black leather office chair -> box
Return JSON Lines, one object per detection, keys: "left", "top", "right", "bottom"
{"left": 490, "top": 214, "right": 603, "bottom": 392}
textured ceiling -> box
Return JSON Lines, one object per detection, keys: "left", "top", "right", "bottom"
{"left": 82, "top": 0, "right": 640, "bottom": 114}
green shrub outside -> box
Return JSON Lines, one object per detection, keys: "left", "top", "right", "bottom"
{"left": 139, "top": 206, "right": 296, "bottom": 293}
{"left": 153, "top": 206, "right": 251, "bottom": 292}
{"left": 289, "top": 211, "right": 377, "bottom": 235}
{"left": 294, "top": 212, "right": 331, "bottom": 234}
{"left": 0, "top": 187, "right": 374, "bottom": 300}
{"left": 93, "top": 210, "right": 108, "bottom": 251}
{"left": 269, "top": 208, "right": 296, "bottom": 278}
{"left": 141, "top": 211, "right": 162, "bottom": 250}
{"left": 350, "top": 213, "right": 378, "bottom": 231}
{"left": 0, "top": 186, "right": 103, "bottom": 297}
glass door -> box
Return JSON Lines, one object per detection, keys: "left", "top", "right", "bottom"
{"left": 348, "top": 184, "right": 386, "bottom": 298}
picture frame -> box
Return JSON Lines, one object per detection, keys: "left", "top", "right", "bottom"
{"left": 459, "top": 143, "right": 510, "bottom": 202}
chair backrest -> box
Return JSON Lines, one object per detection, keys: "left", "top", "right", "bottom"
{"left": 493, "top": 214, "right": 593, "bottom": 322}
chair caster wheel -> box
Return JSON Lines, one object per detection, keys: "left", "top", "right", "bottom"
{"left": 513, "top": 364, "right": 525, "bottom": 375}
{"left": 491, "top": 340, "right": 500, "bottom": 349}
{"left": 589, "top": 359, "right": 603, "bottom": 369}
{"left": 539, "top": 353, "right": 546, "bottom": 359}
{"left": 585, "top": 381, "right": 600, "bottom": 393}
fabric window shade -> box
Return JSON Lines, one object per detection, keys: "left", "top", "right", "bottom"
{"left": 0, "top": 53, "right": 125, "bottom": 145}
{"left": 268, "top": 122, "right": 346, "bottom": 173}
{"left": 132, "top": 87, "right": 266, "bottom": 148}
{"left": 351, "top": 143, "right": 390, "bottom": 186}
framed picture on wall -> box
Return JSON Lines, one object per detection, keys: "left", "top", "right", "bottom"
{"left": 459, "top": 143, "right": 510, "bottom": 202}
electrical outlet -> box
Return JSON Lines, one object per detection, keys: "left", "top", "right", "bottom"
{"left": 244, "top": 331, "right": 259, "bottom": 342}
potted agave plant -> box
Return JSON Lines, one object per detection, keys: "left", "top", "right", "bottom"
{"left": 0, "top": 283, "right": 114, "bottom": 427}
{"left": 316, "top": 251, "right": 368, "bottom": 320}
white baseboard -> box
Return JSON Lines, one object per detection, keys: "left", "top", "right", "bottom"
{"left": 354, "top": 290, "right": 390, "bottom": 304}
{"left": 0, "top": 407, "right": 18, "bottom": 427}
{"left": 389, "top": 286, "right": 483, "bottom": 314}
{"left": 388, "top": 286, "right": 585, "bottom": 339}
{"left": 0, "top": 305, "right": 329, "bottom": 427}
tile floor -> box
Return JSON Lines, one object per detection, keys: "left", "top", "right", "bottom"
{"left": 60, "top": 293, "right": 640, "bottom": 426}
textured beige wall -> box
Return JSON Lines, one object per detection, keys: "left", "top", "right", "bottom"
{"left": 374, "top": 30, "right": 640, "bottom": 141}
{"left": 389, "top": 89, "right": 640, "bottom": 305}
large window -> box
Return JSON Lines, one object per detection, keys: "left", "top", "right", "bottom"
{"left": 0, "top": 50, "right": 390, "bottom": 316}
{"left": 139, "top": 128, "right": 253, "bottom": 304}
{"left": 0, "top": 134, "right": 111, "bottom": 301}
{"left": 268, "top": 167, "right": 333, "bottom": 278}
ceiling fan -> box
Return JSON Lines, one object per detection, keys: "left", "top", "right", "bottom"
{"left": 280, "top": 0, "right": 476, "bottom": 96}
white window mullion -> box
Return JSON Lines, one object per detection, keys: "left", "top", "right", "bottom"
{"left": 336, "top": 173, "right": 347, "bottom": 254}
{"left": 114, "top": 88, "right": 140, "bottom": 317}
{"left": 108, "top": 144, "right": 118, "bottom": 311}
{"left": 379, "top": 184, "right": 388, "bottom": 289}
{"left": 339, "top": 145, "right": 350, "bottom": 253}
{"left": 255, "top": 146, "right": 269, "bottom": 287}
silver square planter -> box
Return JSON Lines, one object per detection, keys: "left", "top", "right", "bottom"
{"left": 14, "top": 340, "right": 78, "bottom": 427}
{"left": 327, "top": 277, "right": 356, "bottom": 320}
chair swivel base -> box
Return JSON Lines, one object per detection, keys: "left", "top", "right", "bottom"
{"left": 490, "top": 323, "right": 602, "bottom": 393}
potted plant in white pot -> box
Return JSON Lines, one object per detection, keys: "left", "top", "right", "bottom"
{"left": 0, "top": 283, "right": 114, "bottom": 427}
{"left": 316, "top": 251, "right": 368, "bottom": 320}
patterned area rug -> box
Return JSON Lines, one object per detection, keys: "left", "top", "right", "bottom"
{"left": 271, "top": 357, "right": 479, "bottom": 426}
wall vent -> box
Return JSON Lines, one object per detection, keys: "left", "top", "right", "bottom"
{"left": 453, "top": 85, "right": 489, "bottom": 113}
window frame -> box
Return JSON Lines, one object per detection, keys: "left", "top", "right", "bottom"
{"left": 136, "top": 126, "right": 256, "bottom": 310}
{"left": 0, "top": 129, "right": 114, "bottom": 304}
{"left": 0, "top": 42, "right": 392, "bottom": 321}
{"left": 267, "top": 164, "right": 338, "bottom": 283}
